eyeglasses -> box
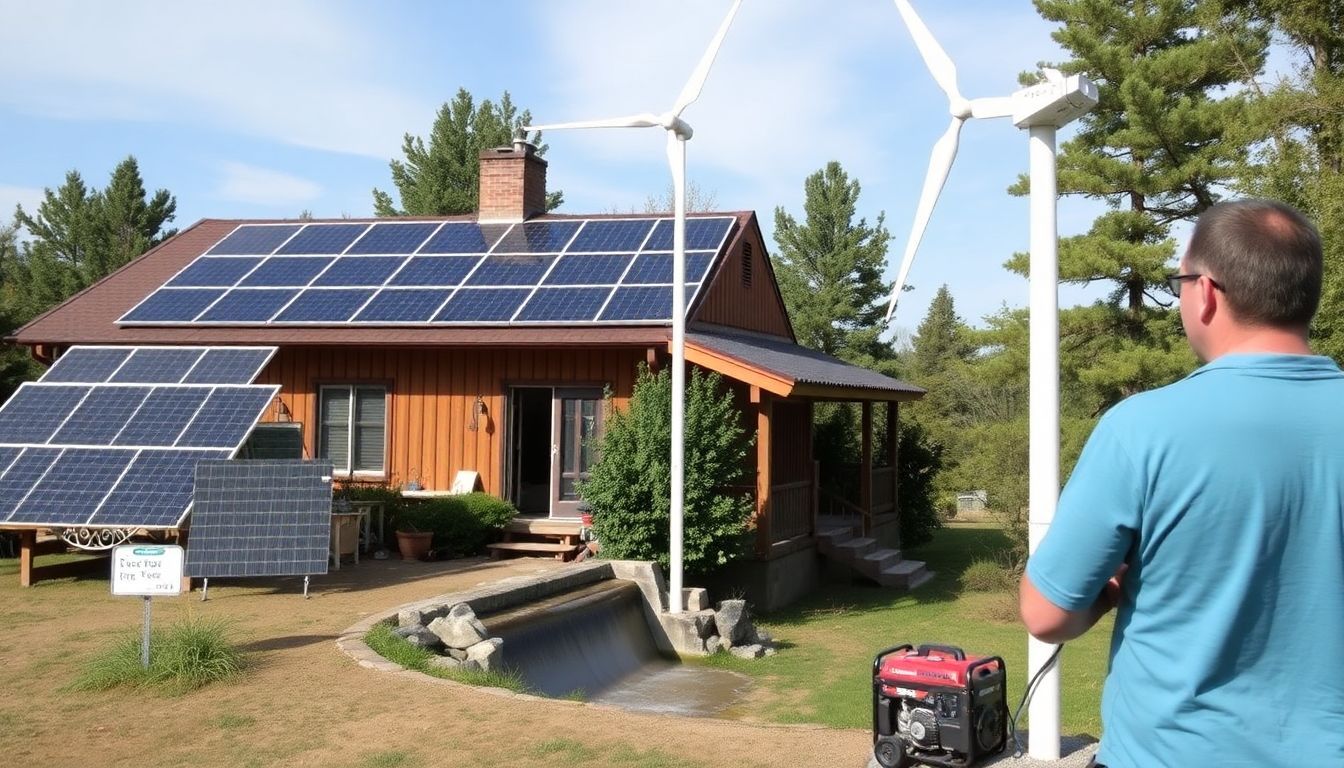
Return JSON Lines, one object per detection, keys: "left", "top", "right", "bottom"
{"left": 1166, "top": 273, "right": 1223, "bottom": 297}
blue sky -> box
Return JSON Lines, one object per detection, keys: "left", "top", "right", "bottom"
{"left": 2, "top": 0, "right": 1152, "bottom": 335}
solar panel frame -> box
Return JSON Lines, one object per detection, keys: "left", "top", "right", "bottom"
{"left": 185, "top": 459, "right": 334, "bottom": 578}
{"left": 109, "top": 348, "right": 206, "bottom": 384}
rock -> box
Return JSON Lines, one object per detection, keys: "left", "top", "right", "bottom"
{"left": 763, "top": 646, "right": 778, "bottom": 657}
{"left": 426, "top": 655, "right": 461, "bottom": 671}
{"left": 715, "top": 599, "right": 751, "bottom": 646}
{"left": 729, "top": 643, "right": 765, "bottom": 659}
{"left": 705, "top": 635, "right": 722, "bottom": 654}
{"left": 395, "top": 625, "right": 444, "bottom": 651}
{"left": 446, "top": 647, "right": 468, "bottom": 661}
{"left": 683, "top": 587, "right": 709, "bottom": 612}
{"left": 753, "top": 630, "right": 773, "bottom": 645}
{"left": 459, "top": 658, "right": 482, "bottom": 673}
{"left": 428, "top": 604, "right": 489, "bottom": 649}
{"left": 466, "top": 637, "right": 503, "bottom": 672}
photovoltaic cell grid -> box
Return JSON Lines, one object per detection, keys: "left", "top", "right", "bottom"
{"left": 185, "top": 460, "right": 333, "bottom": 578}
{"left": 117, "top": 216, "right": 736, "bottom": 326}
{"left": 0, "top": 345, "right": 279, "bottom": 529}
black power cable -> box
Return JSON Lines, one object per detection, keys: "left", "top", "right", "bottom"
{"left": 1008, "top": 643, "right": 1064, "bottom": 758}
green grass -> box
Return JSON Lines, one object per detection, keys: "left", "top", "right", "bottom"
{"left": 696, "top": 523, "right": 1111, "bottom": 737}
{"left": 362, "top": 622, "right": 529, "bottom": 693}
{"left": 210, "top": 712, "right": 257, "bottom": 730}
{"left": 355, "top": 751, "right": 420, "bottom": 768}
{"left": 71, "top": 616, "right": 244, "bottom": 694}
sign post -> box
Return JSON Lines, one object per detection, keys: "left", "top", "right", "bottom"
{"left": 111, "top": 544, "right": 184, "bottom": 669}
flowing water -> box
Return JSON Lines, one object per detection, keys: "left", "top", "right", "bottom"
{"left": 479, "top": 579, "right": 750, "bottom": 716}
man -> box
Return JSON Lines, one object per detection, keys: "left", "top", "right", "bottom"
{"left": 1020, "top": 199, "right": 1344, "bottom": 767}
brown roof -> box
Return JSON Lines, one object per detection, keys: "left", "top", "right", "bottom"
{"left": 10, "top": 213, "right": 755, "bottom": 349}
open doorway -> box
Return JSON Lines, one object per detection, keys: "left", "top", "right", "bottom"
{"left": 510, "top": 388, "right": 552, "bottom": 516}
{"left": 508, "top": 386, "right": 606, "bottom": 519}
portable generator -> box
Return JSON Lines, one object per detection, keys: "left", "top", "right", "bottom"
{"left": 871, "top": 644, "right": 1008, "bottom": 768}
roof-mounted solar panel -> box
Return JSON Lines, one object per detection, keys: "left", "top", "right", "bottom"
{"left": 348, "top": 222, "right": 440, "bottom": 255}
{"left": 276, "top": 223, "right": 368, "bottom": 255}
{"left": 207, "top": 225, "right": 303, "bottom": 256}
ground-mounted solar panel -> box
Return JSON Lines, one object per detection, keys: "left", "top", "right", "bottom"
{"left": 0, "top": 347, "right": 281, "bottom": 529}
{"left": 240, "top": 424, "right": 304, "bottom": 460}
{"left": 185, "top": 460, "right": 333, "bottom": 578}
{"left": 40, "top": 348, "right": 133, "bottom": 383}
{"left": 120, "top": 216, "right": 736, "bottom": 326}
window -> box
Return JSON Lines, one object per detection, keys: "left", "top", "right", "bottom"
{"left": 319, "top": 385, "right": 386, "bottom": 474}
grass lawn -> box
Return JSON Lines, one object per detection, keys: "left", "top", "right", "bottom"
{"left": 700, "top": 522, "right": 1111, "bottom": 739}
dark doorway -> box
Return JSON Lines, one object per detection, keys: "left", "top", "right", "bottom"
{"left": 511, "top": 387, "right": 552, "bottom": 516}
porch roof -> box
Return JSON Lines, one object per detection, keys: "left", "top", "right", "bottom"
{"left": 684, "top": 326, "right": 925, "bottom": 402}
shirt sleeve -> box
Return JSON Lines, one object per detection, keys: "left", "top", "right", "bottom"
{"left": 1026, "top": 414, "right": 1142, "bottom": 612}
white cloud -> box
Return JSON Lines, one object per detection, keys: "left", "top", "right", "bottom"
{"left": 216, "top": 162, "right": 322, "bottom": 207}
{"left": 0, "top": 1, "right": 426, "bottom": 159}
{"left": 0, "top": 185, "right": 48, "bottom": 239}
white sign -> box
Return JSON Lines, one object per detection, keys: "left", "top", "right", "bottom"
{"left": 111, "top": 544, "right": 184, "bottom": 596}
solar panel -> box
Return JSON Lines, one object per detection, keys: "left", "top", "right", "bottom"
{"left": 348, "top": 222, "right": 439, "bottom": 254}
{"left": 516, "top": 287, "right": 613, "bottom": 322}
{"left": 273, "top": 289, "right": 375, "bottom": 322}
{"left": 110, "top": 348, "right": 205, "bottom": 383}
{"left": 207, "top": 225, "right": 302, "bottom": 255}
{"left": 185, "top": 460, "right": 333, "bottom": 578}
{"left": 240, "top": 424, "right": 304, "bottom": 460}
{"left": 168, "top": 257, "right": 265, "bottom": 287}
{"left": 599, "top": 285, "right": 702, "bottom": 322}
{"left": 276, "top": 223, "right": 368, "bottom": 255}
{"left": 40, "top": 348, "right": 132, "bottom": 383}
{"left": 435, "top": 288, "right": 531, "bottom": 322}
{"left": 0, "top": 346, "right": 280, "bottom": 529}
{"left": 120, "top": 216, "right": 736, "bottom": 326}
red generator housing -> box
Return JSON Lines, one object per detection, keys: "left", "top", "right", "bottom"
{"left": 871, "top": 644, "right": 1008, "bottom": 768}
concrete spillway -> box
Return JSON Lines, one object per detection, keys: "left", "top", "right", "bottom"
{"left": 480, "top": 579, "right": 749, "bottom": 716}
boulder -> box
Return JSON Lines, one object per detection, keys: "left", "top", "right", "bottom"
{"left": 715, "top": 599, "right": 751, "bottom": 646}
{"left": 428, "top": 604, "right": 489, "bottom": 649}
{"left": 466, "top": 638, "right": 504, "bottom": 672}
{"left": 705, "top": 635, "right": 722, "bottom": 654}
{"left": 394, "top": 625, "right": 444, "bottom": 651}
{"left": 426, "top": 655, "right": 461, "bottom": 671}
{"left": 446, "top": 647, "right": 469, "bottom": 662}
{"left": 729, "top": 643, "right": 765, "bottom": 660}
{"left": 763, "top": 646, "right": 778, "bottom": 657}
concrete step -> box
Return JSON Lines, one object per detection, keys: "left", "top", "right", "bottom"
{"left": 834, "top": 536, "right": 877, "bottom": 560}
{"left": 815, "top": 527, "right": 853, "bottom": 556}
{"left": 855, "top": 547, "right": 904, "bottom": 578}
{"left": 878, "top": 559, "right": 931, "bottom": 588}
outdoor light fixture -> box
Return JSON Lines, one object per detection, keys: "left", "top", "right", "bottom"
{"left": 276, "top": 399, "right": 293, "bottom": 423}
{"left": 467, "top": 395, "right": 486, "bottom": 432}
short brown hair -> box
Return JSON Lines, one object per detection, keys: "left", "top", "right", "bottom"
{"left": 1186, "top": 199, "right": 1323, "bottom": 327}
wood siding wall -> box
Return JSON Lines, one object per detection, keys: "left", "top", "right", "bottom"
{"left": 254, "top": 346, "right": 645, "bottom": 495}
{"left": 693, "top": 223, "right": 793, "bottom": 338}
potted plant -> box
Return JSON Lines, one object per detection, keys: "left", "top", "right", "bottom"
{"left": 394, "top": 506, "right": 433, "bottom": 561}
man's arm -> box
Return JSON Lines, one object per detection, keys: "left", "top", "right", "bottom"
{"left": 1019, "top": 565, "right": 1124, "bottom": 644}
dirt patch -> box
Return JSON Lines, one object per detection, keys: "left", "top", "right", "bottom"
{"left": 0, "top": 556, "right": 871, "bottom": 767}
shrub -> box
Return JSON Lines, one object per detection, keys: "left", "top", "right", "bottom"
{"left": 579, "top": 365, "right": 755, "bottom": 574}
{"left": 73, "top": 616, "right": 243, "bottom": 693}
{"left": 394, "top": 493, "right": 517, "bottom": 557}
{"left": 896, "top": 419, "right": 945, "bottom": 548}
{"left": 961, "top": 557, "right": 1015, "bottom": 592}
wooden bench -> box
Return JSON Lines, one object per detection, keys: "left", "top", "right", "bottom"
{"left": 487, "top": 541, "right": 582, "bottom": 561}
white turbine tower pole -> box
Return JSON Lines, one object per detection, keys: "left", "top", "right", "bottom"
{"left": 885, "top": 1, "right": 1097, "bottom": 760}
{"left": 526, "top": 0, "right": 742, "bottom": 614}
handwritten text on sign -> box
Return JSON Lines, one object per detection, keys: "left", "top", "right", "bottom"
{"left": 111, "top": 545, "right": 184, "bottom": 596}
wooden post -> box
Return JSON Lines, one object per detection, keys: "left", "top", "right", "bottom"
{"left": 18, "top": 529, "right": 36, "bottom": 587}
{"left": 860, "top": 401, "right": 873, "bottom": 537}
{"left": 808, "top": 400, "right": 817, "bottom": 537}
{"left": 176, "top": 528, "right": 192, "bottom": 593}
{"left": 888, "top": 401, "right": 900, "bottom": 548}
{"left": 645, "top": 346, "right": 661, "bottom": 375}
{"left": 755, "top": 389, "right": 772, "bottom": 558}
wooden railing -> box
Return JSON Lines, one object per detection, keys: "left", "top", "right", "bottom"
{"left": 770, "top": 479, "right": 813, "bottom": 543}
{"left": 872, "top": 466, "right": 895, "bottom": 515}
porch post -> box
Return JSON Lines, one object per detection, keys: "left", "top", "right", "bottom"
{"left": 887, "top": 401, "right": 900, "bottom": 548}
{"left": 860, "top": 401, "right": 873, "bottom": 537}
{"left": 754, "top": 387, "right": 772, "bottom": 558}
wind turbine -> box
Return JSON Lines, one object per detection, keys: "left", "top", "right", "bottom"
{"left": 882, "top": 0, "right": 1098, "bottom": 761}
{"left": 525, "top": 0, "right": 742, "bottom": 615}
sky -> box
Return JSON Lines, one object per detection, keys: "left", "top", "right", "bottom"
{"left": 0, "top": 0, "right": 1160, "bottom": 336}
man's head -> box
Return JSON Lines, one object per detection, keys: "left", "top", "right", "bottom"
{"left": 1178, "top": 199, "right": 1323, "bottom": 356}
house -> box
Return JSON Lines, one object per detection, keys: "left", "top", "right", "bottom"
{"left": 6, "top": 141, "right": 926, "bottom": 608}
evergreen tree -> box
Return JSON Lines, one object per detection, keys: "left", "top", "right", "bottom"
{"left": 372, "top": 88, "right": 564, "bottom": 216}
{"left": 1011, "top": 0, "right": 1262, "bottom": 409}
{"left": 910, "top": 284, "right": 973, "bottom": 379}
{"left": 772, "top": 161, "right": 894, "bottom": 369}
{"left": 0, "top": 225, "right": 39, "bottom": 399}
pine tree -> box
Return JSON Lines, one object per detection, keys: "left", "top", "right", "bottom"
{"left": 0, "top": 225, "right": 39, "bottom": 399}
{"left": 910, "top": 285, "right": 973, "bottom": 379}
{"left": 97, "top": 156, "right": 177, "bottom": 277}
{"left": 772, "top": 161, "right": 894, "bottom": 368}
{"left": 372, "top": 88, "right": 564, "bottom": 216}
{"left": 1011, "top": 0, "right": 1262, "bottom": 409}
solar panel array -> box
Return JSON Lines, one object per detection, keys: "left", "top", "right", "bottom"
{"left": 117, "top": 217, "right": 736, "bottom": 326}
{"left": 185, "top": 460, "right": 333, "bottom": 578}
{"left": 0, "top": 346, "right": 278, "bottom": 529}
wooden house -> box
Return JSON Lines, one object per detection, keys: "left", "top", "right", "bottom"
{"left": 8, "top": 142, "right": 927, "bottom": 608}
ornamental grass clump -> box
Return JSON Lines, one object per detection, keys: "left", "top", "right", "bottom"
{"left": 73, "top": 616, "right": 244, "bottom": 694}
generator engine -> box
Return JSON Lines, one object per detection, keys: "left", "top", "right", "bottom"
{"left": 871, "top": 644, "right": 1007, "bottom": 768}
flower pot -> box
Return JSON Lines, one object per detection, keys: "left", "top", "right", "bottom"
{"left": 396, "top": 530, "right": 433, "bottom": 561}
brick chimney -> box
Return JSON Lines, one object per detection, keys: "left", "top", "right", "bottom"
{"left": 477, "top": 137, "right": 548, "bottom": 222}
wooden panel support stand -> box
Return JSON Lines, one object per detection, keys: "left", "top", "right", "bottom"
{"left": 19, "top": 529, "right": 36, "bottom": 588}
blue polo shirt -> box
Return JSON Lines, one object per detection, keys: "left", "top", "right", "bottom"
{"left": 1028, "top": 354, "right": 1344, "bottom": 767}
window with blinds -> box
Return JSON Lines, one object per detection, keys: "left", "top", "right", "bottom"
{"left": 318, "top": 385, "right": 386, "bottom": 474}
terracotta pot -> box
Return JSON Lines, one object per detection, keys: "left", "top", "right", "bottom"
{"left": 395, "top": 530, "right": 433, "bottom": 561}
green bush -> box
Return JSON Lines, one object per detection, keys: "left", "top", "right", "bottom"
{"left": 394, "top": 493, "right": 517, "bottom": 557}
{"left": 961, "top": 557, "right": 1015, "bottom": 592}
{"left": 73, "top": 616, "right": 244, "bottom": 693}
{"left": 579, "top": 365, "right": 754, "bottom": 574}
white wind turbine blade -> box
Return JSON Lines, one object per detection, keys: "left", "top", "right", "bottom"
{"left": 524, "top": 113, "right": 664, "bottom": 132}
{"left": 969, "top": 96, "right": 1015, "bottom": 119}
{"left": 893, "top": 0, "right": 963, "bottom": 106}
{"left": 672, "top": 0, "right": 743, "bottom": 116}
{"left": 886, "top": 116, "right": 963, "bottom": 321}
